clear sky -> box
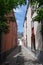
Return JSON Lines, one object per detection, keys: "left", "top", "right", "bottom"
{"left": 14, "top": 1, "right": 28, "bottom": 33}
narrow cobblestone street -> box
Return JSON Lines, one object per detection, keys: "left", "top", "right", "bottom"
{"left": 0, "top": 0, "right": 43, "bottom": 65}
{"left": 2, "top": 46, "right": 42, "bottom": 65}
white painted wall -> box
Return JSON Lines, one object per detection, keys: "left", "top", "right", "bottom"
{"left": 24, "top": 5, "right": 42, "bottom": 51}
{"left": 32, "top": 12, "right": 42, "bottom": 50}
{"left": 18, "top": 39, "right": 23, "bottom": 46}
{"left": 23, "top": 6, "right": 32, "bottom": 48}
{"left": 23, "top": 20, "right": 27, "bottom": 46}
{"left": 34, "top": 22, "right": 42, "bottom": 50}
{"left": 26, "top": 6, "right": 32, "bottom": 48}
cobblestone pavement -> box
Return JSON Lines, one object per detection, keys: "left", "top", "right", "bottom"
{"left": 2, "top": 46, "right": 42, "bottom": 65}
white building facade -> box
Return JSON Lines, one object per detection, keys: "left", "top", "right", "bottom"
{"left": 23, "top": 5, "right": 32, "bottom": 48}
{"left": 23, "top": 4, "right": 42, "bottom": 52}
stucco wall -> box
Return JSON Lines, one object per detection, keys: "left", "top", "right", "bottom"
{"left": 23, "top": 20, "right": 27, "bottom": 46}
{"left": 26, "top": 6, "right": 31, "bottom": 48}
{"left": 23, "top": 6, "right": 32, "bottom": 48}
{"left": 32, "top": 12, "right": 42, "bottom": 50}
{"left": 34, "top": 22, "right": 42, "bottom": 50}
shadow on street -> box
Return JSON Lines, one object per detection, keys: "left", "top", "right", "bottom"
{"left": 1, "top": 46, "right": 43, "bottom": 65}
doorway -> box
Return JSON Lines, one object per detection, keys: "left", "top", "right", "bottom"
{"left": 31, "top": 27, "right": 36, "bottom": 51}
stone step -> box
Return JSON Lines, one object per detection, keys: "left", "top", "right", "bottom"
{"left": 21, "top": 46, "right": 37, "bottom": 60}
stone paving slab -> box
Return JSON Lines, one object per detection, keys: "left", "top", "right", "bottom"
{"left": 1, "top": 46, "right": 42, "bottom": 65}
{"left": 4, "top": 56, "right": 42, "bottom": 65}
